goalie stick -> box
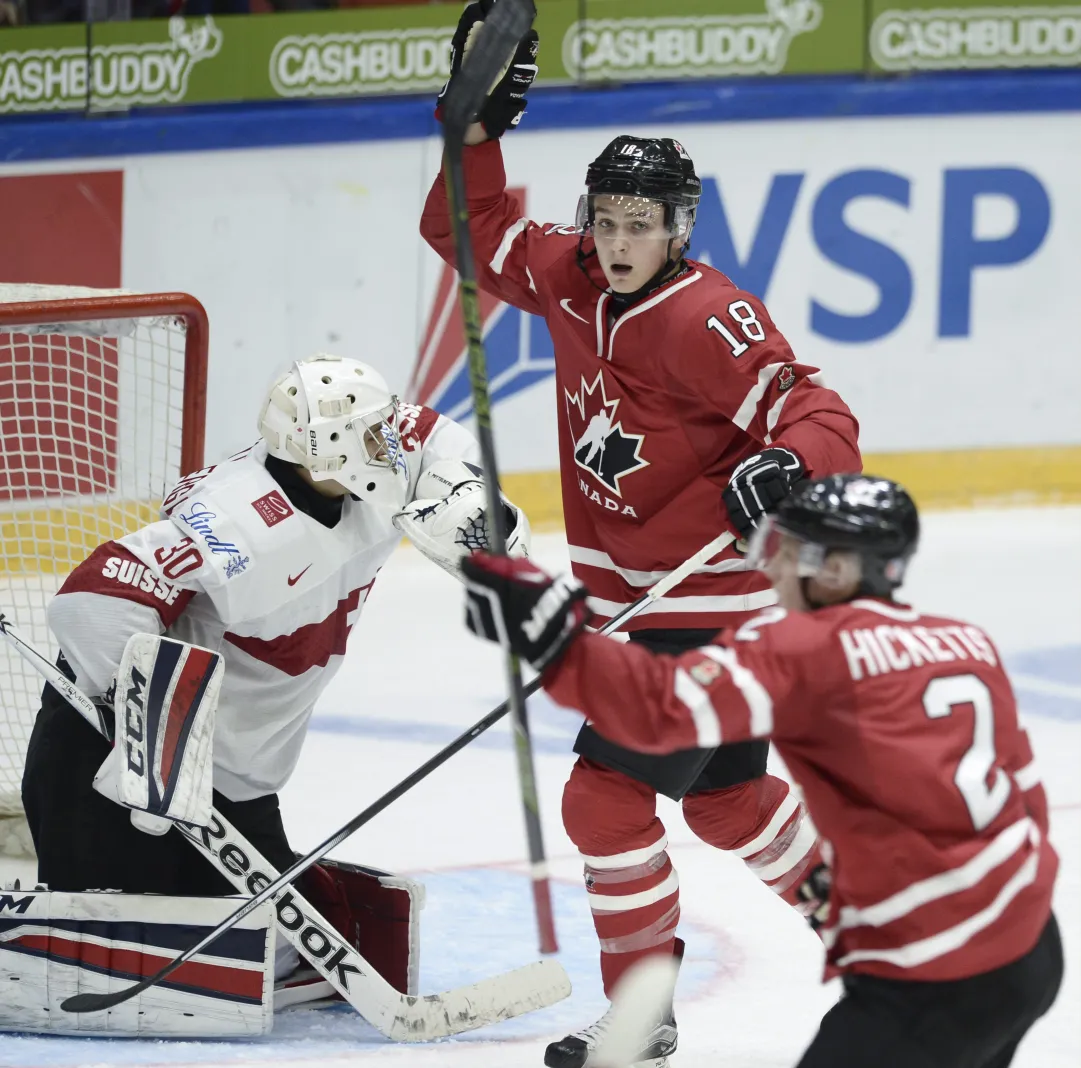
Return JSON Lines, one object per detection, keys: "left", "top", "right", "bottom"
{"left": 0, "top": 528, "right": 732, "bottom": 1018}
{"left": 0, "top": 614, "right": 570, "bottom": 1036}
{"left": 440, "top": 0, "right": 559, "bottom": 957}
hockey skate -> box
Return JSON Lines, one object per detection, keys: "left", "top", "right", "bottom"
{"left": 544, "top": 941, "right": 682, "bottom": 1068}
{"left": 543, "top": 1004, "right": 677, "bottom": 1068}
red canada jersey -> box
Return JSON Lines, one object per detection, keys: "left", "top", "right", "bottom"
{"left": 545, "top": 598, "right": 1058, "bottom": 982}
{"left": 422, "top": 140, "right": 861, "bottom": 630}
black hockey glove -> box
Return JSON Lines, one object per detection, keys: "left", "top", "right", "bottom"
{"left": 795, "top": 862, "right": 832, "bottom": 932}
{"left": 722, "top": 446, "right": 805, "bottom": 539}
{"left": 436, "top": 0, "right": 539, "bottom": 138}
{"left": 462, "top": 552, "right": 592, "bottom": 672}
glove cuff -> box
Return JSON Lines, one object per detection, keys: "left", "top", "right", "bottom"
{"left": 533, "top": 596, "right": 592, "bottom": 674}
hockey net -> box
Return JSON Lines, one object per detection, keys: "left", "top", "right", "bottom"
{"left": 0, "top": 285, "right": 208, "bottom": 858}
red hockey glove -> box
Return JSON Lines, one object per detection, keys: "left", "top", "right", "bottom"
{"left": 435, "top": 0, "right": 539, "bottom": 138}
{"left": 462, "top": 552, "right": 592, "bottom": 672}
{"left": 722, "top": 446, "right": 805, "bottom": 539}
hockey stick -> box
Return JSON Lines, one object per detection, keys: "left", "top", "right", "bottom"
{"left": 0, "top": 614, "right": 570, "bottom": 1035}
{"left": 5, "top": 527, "right": 732, "bottom": 1019}
{"left": 440, "top": 0, "right": 559, "bottom": 956}
{"left": 590, "top": 530, "right": 736, "bottom": 637}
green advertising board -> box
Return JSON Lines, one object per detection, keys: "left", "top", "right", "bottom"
{"left": 2, "top": 0, "right": 1077, "bottom": 115}
{"left": 0, "top": 9, "right": 461, "bottom": 114}
{"left": 868, "top": 1, "right": 1081, "bottom": 71}
{"left": 0, "top": 1, "right": 865, "bottom": 116}
{"left": 554, "top": 0, "right": 864, "bottom": 82}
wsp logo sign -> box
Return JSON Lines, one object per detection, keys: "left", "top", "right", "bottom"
{"left": 693, "top": 165, "right": 1051, "bottom": 342}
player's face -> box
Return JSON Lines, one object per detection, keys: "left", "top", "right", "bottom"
{"left": 591, "top": 196, "right": 673, "bottom": 293}
{"left": 357, "top": 401, "right": 404, "bottom": 471}
{"left": 759, "top": 531, "right": 810, "bottom": 611}
{"left": 751, "top": 521, "right": 863, "bottom": 610}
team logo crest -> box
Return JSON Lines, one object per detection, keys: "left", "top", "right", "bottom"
{"left": 777, "top": 364, "right": 796, "bottom": 392}
{"left": 564, "top": 370, "right": 648, "bottom": 497}
{"left": 842, "top": 478, "right": 885, "bottom": 508}
{"left": 224, "top": 554, "right": 250, "bottom": 580}
{"left": 251, "top": 489, "right": 293, "bottom": 527}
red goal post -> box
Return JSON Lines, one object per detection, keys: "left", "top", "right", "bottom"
{"left": 0, "top": 285, "right": 209, "bottom": 858}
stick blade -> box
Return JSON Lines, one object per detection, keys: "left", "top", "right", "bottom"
{"left": 592, "top": 956, "right": 681, "bottom": 1068}
{"left": 385, "top": 958, "right": 570, "bottom": 1042}
{"left": 443, "top": 0, "right": 537, "bottom": 134}
{"left": 61, "top": 984, "right": 144, "bottom": 1013}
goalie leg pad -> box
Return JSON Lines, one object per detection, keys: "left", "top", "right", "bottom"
{"left": 0, "top": 889, "right": 275, "bottom": 1037}
{"left": 301, "top": 860, "right": 424, "bottom": 996}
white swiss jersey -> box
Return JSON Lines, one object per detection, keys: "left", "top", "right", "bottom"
{"left": 48, "top": 405, "right": 477, "bottom": 801}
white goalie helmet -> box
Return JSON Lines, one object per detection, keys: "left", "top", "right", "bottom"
{"left": 258, "top": 354, "right": 409, "bottom": 511}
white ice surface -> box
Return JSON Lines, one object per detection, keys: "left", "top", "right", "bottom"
{"left": 2, "top": 507, "right": 1078, "bottom": 1068}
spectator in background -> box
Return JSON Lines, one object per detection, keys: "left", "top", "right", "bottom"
{"left": 25, "top": 0, "right": 81, "bottom": 22}
{"left": 21, "top": 0, "right": 251, "bottom": 21}
{"left": 181, "top": 0, "right": 252, "bottom": 14}
{"left": 14, "top": 0, "right": 415, "bottom": 22}
{"left": 0, "top": 0, "right": 23, "bottom": 25}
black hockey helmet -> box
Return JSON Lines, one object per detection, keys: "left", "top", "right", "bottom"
{"left": 578, "top": 135, "right": 702, "bottom": 240}
{"left": 771, "top": 474, "right": 920, "bottom": 597}
{"left": 585, "top": 135, "right": 702, "bottom": 207}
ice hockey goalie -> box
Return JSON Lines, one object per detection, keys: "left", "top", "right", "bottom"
{"left": 6, "top": 353, "right": 526, "bottom": 1037}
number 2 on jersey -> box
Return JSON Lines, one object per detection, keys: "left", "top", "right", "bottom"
{"left": 923, "top": 673, "right": 1011, "bottom": 832}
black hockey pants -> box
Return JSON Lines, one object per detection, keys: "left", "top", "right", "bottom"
{"left": 22, "top": 671, "right": 295, "bottom": 895}
{"left": 797, "top": 914, "right": 1063, "bottom": 1068}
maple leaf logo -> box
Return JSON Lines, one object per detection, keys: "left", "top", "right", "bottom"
{"left": 564, "top": 370, "right": 648, "bottom": 497}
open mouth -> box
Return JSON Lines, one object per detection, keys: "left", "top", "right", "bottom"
{"left": 610, "top": 263, "right": 633, "bottom": 277}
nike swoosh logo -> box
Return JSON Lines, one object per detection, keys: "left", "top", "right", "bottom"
{"left": 287, "top": 565, "right": 312, "bottom": 587}
{"left": 560, "top": 298, "right": 589, "bottom": 324}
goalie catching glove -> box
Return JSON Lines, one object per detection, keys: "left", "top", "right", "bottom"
{"left": 435, "top": 0, "right": 540, "bottom": 138}
{"left": 92, "top": 632, "right": 222, "bottom": 835}
{"left": 462, "top": 552, "right": 591, "bottom": 673}
{"left": 394, "top": 459, "right": 530, "bottom": 579}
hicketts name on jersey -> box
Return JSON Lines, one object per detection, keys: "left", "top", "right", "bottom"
{"left": 840, "top": 620, "right": 998, "bottom": 682}
{"left": 100, "top": 555, "right": 184, "bottom": 605}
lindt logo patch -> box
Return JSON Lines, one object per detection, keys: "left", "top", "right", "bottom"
{"left": 252, "top": 490, "right": 293, "bottom": 527}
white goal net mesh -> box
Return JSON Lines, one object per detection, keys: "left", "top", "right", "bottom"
{"left": 0, "top": 285, "right": 206, "bottom": 857}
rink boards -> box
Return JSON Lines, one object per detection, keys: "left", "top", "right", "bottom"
{"left": 0, "top": 73, "right": 1078, "bottom": 519}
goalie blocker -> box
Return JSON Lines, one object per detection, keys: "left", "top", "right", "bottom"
{"left": 91, "top": 632, "right": 223, "bottom": 836}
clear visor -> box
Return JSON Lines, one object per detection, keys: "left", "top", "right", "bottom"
{"left": 747, "top": 515, "right": 869, "bottom": 592}
{"left": 746, "top": 515, "right": 828, "bottom": 578}
{"left": 354, "top": 398, "right": 405, "bottom": 472}
{"left": 575, "top": 194, "right": 693, "bottom": 242}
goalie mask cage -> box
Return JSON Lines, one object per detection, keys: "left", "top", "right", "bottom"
{"left": 0, "top": 285, "right": 208, "bottom": 858}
